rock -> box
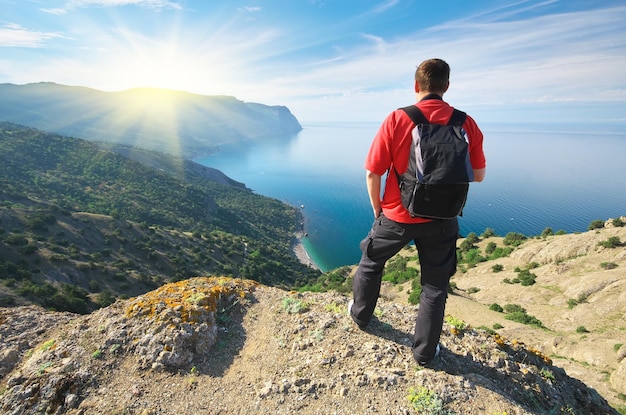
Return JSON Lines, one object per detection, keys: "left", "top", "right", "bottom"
{"left": 610, "top": 359, "right": 626, "bottom": 395}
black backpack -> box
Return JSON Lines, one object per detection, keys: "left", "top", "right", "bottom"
{"left": 394, "top": 105, "right": 474, "bottom": 219}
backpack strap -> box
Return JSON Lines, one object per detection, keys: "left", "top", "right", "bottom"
{"left": 447, "top": 108, "right": 467, "bottom": 126}
{"left": 400, "top": 105, "right": 467, "bottom": 126}
{"left": 400, "top": 105, "right": 429, "bottom": 125}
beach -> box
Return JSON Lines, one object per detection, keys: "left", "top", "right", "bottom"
{"left": 292, "top": 236, "right": 320, "bottom": 271}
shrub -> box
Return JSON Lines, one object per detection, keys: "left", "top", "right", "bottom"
{"left": 504, "top": 303, "right": 526, "bottom": 314}
{"left": 541, "top": 227, "right": 554, "bottom": 237}
{"left": 491, "top": 264, "right": 504, "bottom": 273}
{"left": 458, "top": 238, "right": 475, "bottom": 252}
{"left": 502, "top": 305, "right": 544, "bottom": 328}
{"left": 598, "top": 236, "right": 622, "bottom": 249}
{"left": 493, "top": 323, "right": 503, "bottom": 329}
{"left": 407, "top": 386, "right": 453, "bottom": 414}
{"left": 445, "top": 315, "right": 467, "bottom": 331}
{"left": 503, "top": 232, "right": 527, "bottom": 247}
{"left": 516, "top": 269, "right": 537, "bottom": 286}
{"left": 408, "top": 279, "right": 422, "bottom": 305}
{"left": 612, "top": 217, "right": 624, "bottom": 227}
{"left": 489, "top": 303, "right": 504, "bottom": 313}
{"left": 463, "top": 248, "right": 485, "bottom": 265}
{"left": 282, "top": 297, "right": 308, "bottom": 314}
{"left": 588, "top": 219, "right": 604, "bottom": 230}
{"left": 576, "top": 326, "right": 589, "bottom": 333}
{"left": 465, "top": 232, "right": 480, "bottom": 245}
{"left": 5, "top": 234, "right": 28, "bottom": 246}
{"left": 484, "top": 242, "right": 496, "bottom": 255}
{"left": 481, "top": 228, "right": 496, "bottom": 238}
{"left": 487, "top": 246, "right": 513, "bottom": 260}
{"left": 505, "top": 311, "right": 543, "bottom": 327}
{"left": 600, "top": 262, "right": 618, "bottom": 270}
{"left": 382, "top": 256, "right": 418, "bottom": 284}
{"left": 95, "top": 290, "right": 116, "bottom": 308}
{"left": 467, "top": 287, "right": 480, "bottom": 294}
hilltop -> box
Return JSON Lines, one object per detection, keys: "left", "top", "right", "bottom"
{"left": 1, "top": 221, "right": 625, "bottom": 414}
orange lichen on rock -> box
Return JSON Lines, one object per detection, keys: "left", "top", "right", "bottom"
{"left": 121, "top": 277, "right": 258, "bottom": 370}
{"left": 493, "top": 333, "right": 552, "bottom": 366}
{"left": 125, "top": 276, "right": 258, "bottom": 324}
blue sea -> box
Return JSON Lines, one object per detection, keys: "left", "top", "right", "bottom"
{"left": 196, "top": 121, "right": 626, "bottom": 272}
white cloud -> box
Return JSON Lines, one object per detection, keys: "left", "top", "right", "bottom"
{"left": 42, "top": 0, "right": 182, "bottom": 14}
{"left": 0, "top": 24, "right": 64, "bottom": 48}
{"left": 242, "top": 4, "right": 626, "bottom": 121}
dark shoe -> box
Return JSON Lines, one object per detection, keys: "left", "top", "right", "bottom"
{"left": 417, "top": 343, "right": 441, "bottom": 366}
{"left": 347, "top": 299, "right": 368, "bottom": 330}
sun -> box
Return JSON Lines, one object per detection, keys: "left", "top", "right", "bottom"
{"left": 108, "top": 44, "right": 212, "bottom": 94}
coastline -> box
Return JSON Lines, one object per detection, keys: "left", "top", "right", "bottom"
{"left": 293, "top": 232, "right": 320, "bottom": 271}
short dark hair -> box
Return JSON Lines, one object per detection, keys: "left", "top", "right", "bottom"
{"left": 414, "top": 58, "right": 450, "bottom": 94}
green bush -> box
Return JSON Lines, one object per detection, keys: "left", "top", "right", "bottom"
{"left": 382, "top": 256, "right": 419, "bottom": 284}
{"left": 487, "top": 246, "right": 513, "bottom": 260}
{"left": 588, "top": 219, "right": 605, "bottom": 230}
{"left": 5, "top": 234, "right": 29, "bottom": 246}
{"left": 600, "top": 262, "right": 618, "bottom": 270}
{"left": 503, "top": 232, "right": 527, "bottom": 247}
{"left": 465, "top": 232, "right": 480, "bottom": 245}
{"left": 491, "top": 264, "right": 504, "bottom": 273}
{"left": 598, "top": 236, "right": 621, "bottom": 249}
{"left": 407, "top": 386, "right": 453, "bottom": 414}
{"left": 481, "top": 228, "right": 496, "bottom": 238}
{"left": 505, "top": 311, "right": 543, "bottom": 327}
{"left": 408, "top": 279, "right": 422, "bottom": 305}
{"left": 485, "top": 242, "right": 496, "bottom": 255}
{"left": 516, "top": 269, "right": 537, "bottom": 286}
{"left": 489, "top": 303, "right": 503, "bottom": 312}
{"left": 503, "top": 303, "right": 526, "bottom": 314}
{"left": 502, "top": 303, "right": 543, "bottom": 327}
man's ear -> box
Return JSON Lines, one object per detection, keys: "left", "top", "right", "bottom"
{"left": 414, "top": 81, "right": 420, "bottom": 93}
{"left": 443, "top": 81, "right": 450, "bottom": 93}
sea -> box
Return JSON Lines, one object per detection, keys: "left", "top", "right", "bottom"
{"left": 196, "top": 120, "right": 626, "bottom": 272}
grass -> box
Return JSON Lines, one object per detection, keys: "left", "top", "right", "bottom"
{"left": 324, "top": 302, "right": 343, "bottom": 314}
{"left": 39, "top": 339, "right": 55, "bottom": 351}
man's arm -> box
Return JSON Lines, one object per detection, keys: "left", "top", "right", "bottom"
{"left": 473, "top": 168, "right": 486, "bottom": 183}
{"left": 366, "top": 170, "right": 382, "bottom": 218}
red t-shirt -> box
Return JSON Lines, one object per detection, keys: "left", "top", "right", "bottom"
{"left": 365, "top": 98, "right": 486, "bottom": 224}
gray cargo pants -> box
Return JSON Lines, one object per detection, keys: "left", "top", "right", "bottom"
{"left": 350, "top": 213, "right": 459, "bottom": 364}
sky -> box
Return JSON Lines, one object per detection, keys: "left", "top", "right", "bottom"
{"left": 1, "top": 0, "right": 625, "bottom": 123}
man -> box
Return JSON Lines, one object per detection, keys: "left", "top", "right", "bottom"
{"left": 349, "top": 58, "right": 486, "bottom": 365}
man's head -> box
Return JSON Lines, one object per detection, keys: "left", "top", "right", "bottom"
{"left": 414, "top": 58, "right": 450, "bottom": 95}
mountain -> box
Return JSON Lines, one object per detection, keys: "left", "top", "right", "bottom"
{"left": 0, "top": 82, "right": 302, "bottom": 158}
{"left": 0, "top": 274, "right": 622, "bottom": 414}
{"left": 0, "top": 122, "right": 320, "bottom": 312}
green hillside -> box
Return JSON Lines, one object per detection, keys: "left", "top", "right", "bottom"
{"left": 0, "top": 122, "right": 320, "bottom": 313}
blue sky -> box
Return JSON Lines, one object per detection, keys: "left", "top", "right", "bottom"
{"left": 1, "top": 0, "right": 625, "bottom": 123}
